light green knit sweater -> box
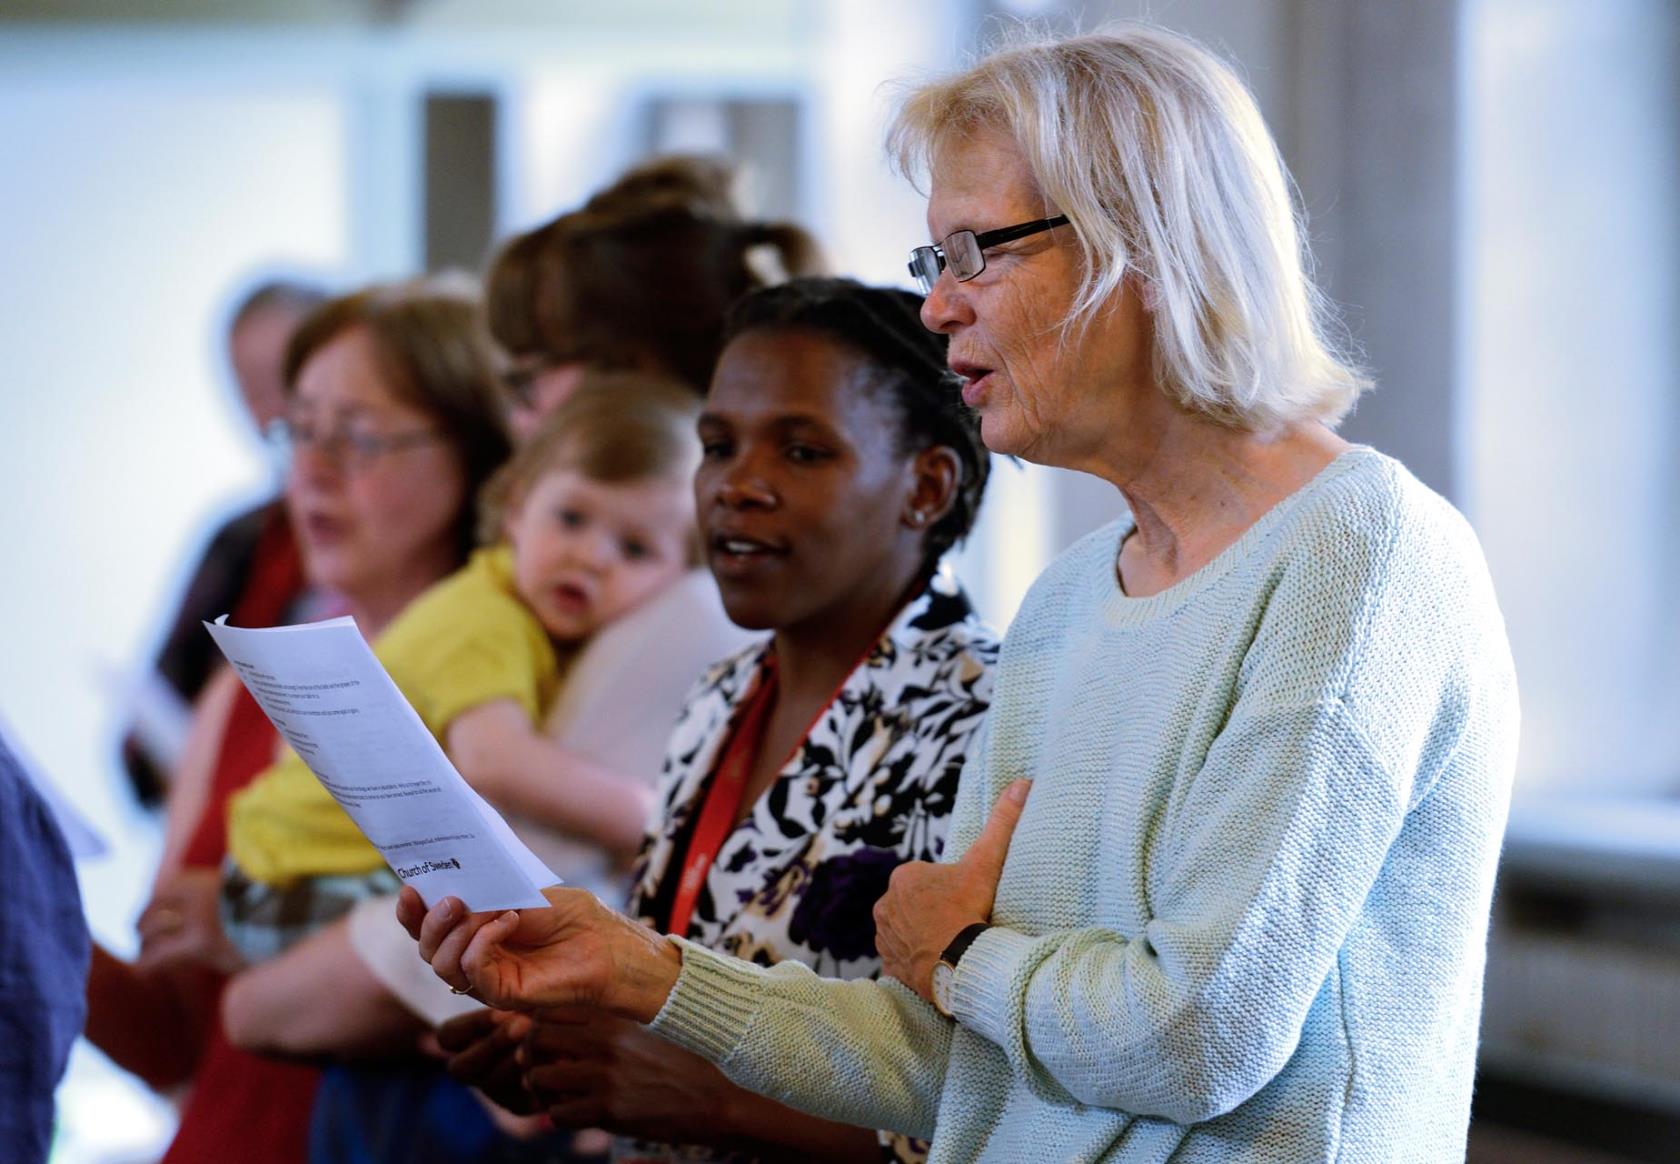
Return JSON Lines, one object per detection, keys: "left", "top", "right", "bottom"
{"left": 649, "top": 448, "right": 1519, "bottom": 1162}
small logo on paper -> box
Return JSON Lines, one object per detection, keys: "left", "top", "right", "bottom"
{"left": 395, "top": 857, "right": 462, "bottom": 878}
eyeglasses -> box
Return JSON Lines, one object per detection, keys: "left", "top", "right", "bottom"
{"left": 907, "top": 215, "right": 1069, "bottom": 294}
{"left": 266, "top": 417, "right": 443, "bottom": 470}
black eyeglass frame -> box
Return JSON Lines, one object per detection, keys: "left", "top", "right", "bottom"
{"left": 907, "top": 214, "right": 1070, "bottom": 294}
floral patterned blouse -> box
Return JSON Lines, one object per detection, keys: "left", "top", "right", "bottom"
{"left": 619, "top": 567, "right": 998, "bottom": 1163}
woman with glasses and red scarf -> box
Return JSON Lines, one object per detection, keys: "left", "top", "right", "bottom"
{"left": 85, "top": 276, "right": 511, "bottom": 1164}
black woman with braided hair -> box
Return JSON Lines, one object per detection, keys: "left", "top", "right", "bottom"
{"left": 429, "top": 278, "right": 997, "bottom": 1164}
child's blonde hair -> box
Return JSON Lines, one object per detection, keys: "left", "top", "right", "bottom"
{"left": 479, "top": 370, "right": 703, "bottom": 562}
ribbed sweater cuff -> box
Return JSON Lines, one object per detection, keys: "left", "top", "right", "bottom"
{"left": 645, "top": 936, "right": 766, "bottom": 1063}
{"left": 952, "top": 925, "right": 1037, "bottom": 1048}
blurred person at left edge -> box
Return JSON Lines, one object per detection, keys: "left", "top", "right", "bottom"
{"left": 0, "top": 726, "right": 91, "bottom": 1164}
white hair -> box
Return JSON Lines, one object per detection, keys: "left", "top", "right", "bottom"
{"left": 888, "top": 23, "right": 1371, "bottom": 430}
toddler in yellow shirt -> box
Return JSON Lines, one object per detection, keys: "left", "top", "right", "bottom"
{"left": 221, "top": 373, "right": 703, "bottom": 961}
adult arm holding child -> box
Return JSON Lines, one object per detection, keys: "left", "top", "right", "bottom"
{"left": 446, "top": 701, "right": 651, "bottom": 859}
{"left": 221, "top": 916, "right": 423, "bottom": 1058}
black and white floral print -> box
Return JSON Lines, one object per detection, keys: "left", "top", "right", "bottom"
{"left": 618, "top": 566, "right": 998, "bottom": 1164}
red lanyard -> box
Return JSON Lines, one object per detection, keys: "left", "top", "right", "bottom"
{"left": 666, "top": 609, "right": 907, "bottom": 937}
{"left": 666, "top": 656, "right": 782, "bottom": 938}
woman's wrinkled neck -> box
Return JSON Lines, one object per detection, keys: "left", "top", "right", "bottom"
{"left": 1106, "top": 410, "right": 1348, "bottom": 596}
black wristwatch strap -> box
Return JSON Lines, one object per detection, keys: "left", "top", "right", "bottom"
{"left": 940, "top": 921, "right": 991, "bottom": 968}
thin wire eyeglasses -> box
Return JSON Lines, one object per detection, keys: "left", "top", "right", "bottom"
{"left": 266, "top": 417, "right": 443, "bottom": 470}
{"left": 907, "top": 214, "right": 1070, "bottom": 294}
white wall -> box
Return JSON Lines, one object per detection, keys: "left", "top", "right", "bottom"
{"left": 1463, "top": 0, "right": 1680, "bottom": 795}
{"left": 0, "top": 70, "right": 351, "bottom": 945}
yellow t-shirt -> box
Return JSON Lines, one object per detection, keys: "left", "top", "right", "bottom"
{"left": 226, "top": 545, "right": 563, "bottom": 886}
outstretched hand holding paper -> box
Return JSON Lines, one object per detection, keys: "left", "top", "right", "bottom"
{"left": 205, "top": 615, "right": 557, "bottom": 911}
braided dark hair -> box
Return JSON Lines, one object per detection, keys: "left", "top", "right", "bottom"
{"left": 722, "top": 277, "right": 990, "bottom": 566}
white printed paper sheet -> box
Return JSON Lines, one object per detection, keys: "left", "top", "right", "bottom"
{"left": 205, "top": 615, "right": 557, "bottom": 911}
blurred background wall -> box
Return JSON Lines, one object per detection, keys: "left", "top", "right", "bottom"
{"left": 0, "top": 0, "right": 1674, "bottom": 1160}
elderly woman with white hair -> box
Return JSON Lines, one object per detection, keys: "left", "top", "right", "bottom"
{"left": 403, "top": 24, "right": 1519, "bottom": 1163}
